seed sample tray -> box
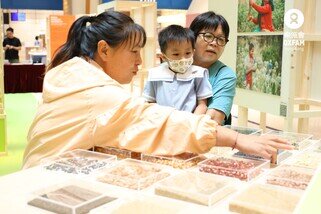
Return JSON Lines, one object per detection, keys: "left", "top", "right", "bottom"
{"left": 266, "top": 165, "right": 315, "bottom": 190}
{"left": 94, "top": 146, "right": 141, "bottom": 160}
{"left": 155, "top": 171, "right": 236, "bottom": 206}
{"left": 43, "top": 149, "right": 116, "bottom": 175}
{"left": 264, "top": 131, "right": 312, "bottom": 150}
{"left": 100, "top": 195, "right": 187, "bottom": 213}
{"left": 198, "top": 156, "right": 269, "bottom": 181}
{"left": 141, "top": 152, "right": 205, "bottom": 169}
{"left": 233, "top": 149, "right": 292, "bottom": 165}
{"left": 95, "top": 159, "right": 170, "bottom": 190}
{"left": 287, "top": 151, "right": 321, "bottom": 169}
{"left": 310, "top": 140, "right": 321, "bottom": 153}
{"left": 224, "top": 125, "right": 262, "bottom": 135}
{"left": 229, "top": 184, "right": 302, "bottom": 214}
{"left": 28, "top": 180, "right": 117, "bottom": 214}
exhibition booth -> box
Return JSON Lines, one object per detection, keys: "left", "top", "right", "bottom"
{"left": 0, "top": 0, "right": 321, "bottom": 213}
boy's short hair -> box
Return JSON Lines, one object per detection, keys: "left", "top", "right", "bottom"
{"left": 6, "top": 27, "right": 14, "bottom": 33}
{"left": 158, "top": 24, "right": 195, "bottom": 54}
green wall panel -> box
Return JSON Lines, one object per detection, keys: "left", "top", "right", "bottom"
{"left": 0, "top": 117, "right": 6, "bottom": 153}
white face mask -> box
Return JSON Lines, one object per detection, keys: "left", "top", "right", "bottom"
{"left": 164, "top": 56, "right": 193, "bottom": 74}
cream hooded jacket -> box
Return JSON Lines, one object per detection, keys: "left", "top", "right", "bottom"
{"left": 23, "top": 57, "right": 217, "bottom": 168}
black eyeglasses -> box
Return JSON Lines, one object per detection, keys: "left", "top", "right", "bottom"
{"left": 198, "top": 32, "right": 228, "bottom": 46}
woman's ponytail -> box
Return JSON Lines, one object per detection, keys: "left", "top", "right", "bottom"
{"left": 47, "top": 16, "right": 91, "bottom": 70}
{"left": 47, "top": 11, "right": 146, "bottom": 71}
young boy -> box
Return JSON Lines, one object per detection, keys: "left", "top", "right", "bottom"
{"left": 143, "top": 25, "right": 212, "bottom": 114}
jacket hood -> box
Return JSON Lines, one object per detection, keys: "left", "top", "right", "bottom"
{"left": 43, "top": 57, "right": 119, "bottom": 102}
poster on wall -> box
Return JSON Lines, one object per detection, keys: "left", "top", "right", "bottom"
{"left": 49, "top": 15, "right": 75, "bottom": 58}
{"left": 236, "top": 35, "right": 283, "bottom": 96}
{"left": 236, "top": 0, "right": 285, "bottom": 96}
{"left": 237, "top": 0, "right": 285, "bottom": 33}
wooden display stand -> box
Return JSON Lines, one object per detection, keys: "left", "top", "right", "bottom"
{"left": 285, "top": 0, "right": 321, "bottom": 133}
{"left": 0, "top": 11, "right": 7, "bottom": 155}
{"left": 231, "top": 0, "right": 321, "bottom": 133}
{"left": 97, "top": 1, "right": 157, "bottom": 94}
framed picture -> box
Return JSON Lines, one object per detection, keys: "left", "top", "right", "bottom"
{"left": 236, "top": 35, "right": 283, "bottom": 96}
{"left": 237, "top": 0, "right": 285, "bottom": 33}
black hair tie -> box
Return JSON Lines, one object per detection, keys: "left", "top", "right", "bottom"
{"left": 86, "top": 16, "right": 95, "bottom": 27}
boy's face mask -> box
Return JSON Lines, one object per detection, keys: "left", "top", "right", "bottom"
{"left": 164, "top": 55, "right": 193, "bottom": 74}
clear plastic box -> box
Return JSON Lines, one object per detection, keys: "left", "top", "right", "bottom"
{"left": 229, "top": 183, "right": 303, "bottom": 214}
{"left": 42, "top": 149, "right": 116, "bottom": 175}
{"left": 264, "top": 131, "right": 313, "bottom": 150}
{"left": 310, "top": 140, "right": 321, "bottom": 153}
{"left": 155, "top": 171, "right": 236, "bottom": 206}
{"left": 233, "top": 149, "right": 292, "bottom": 165}
{"left": 141, "top": 152, "right": 206, "bottom": 169}
{"left": 95, "top": 159, "right": 170, "bottom": 190}
{"left": 198, "top": 155, "right": 270, "bottom": 181}
{"left": 208, "top": 147, "right": 234, "bottom": 156}
{"left": 209, "top": 125, "right": 262, "bottom": 156}
{"left": 286, "top": 151, "right": 321, "bottom": 169}
{"left": 93, "top": 195, "right": 188, "bottom": 214}
{"left": 224, "top": 125, "right": 262, "bottom": 135}
{"left": 266, "top": 164, "right": 315, "bottom": 190}
{"left": 28, "top": 179, "right": 117, "bottom": 214}
{"left": 94, "top": 146, "right": 141, "bottom": 160}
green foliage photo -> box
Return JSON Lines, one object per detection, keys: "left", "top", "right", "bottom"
{"left": 236, "top": 35, "right": 283, "bottom": 96}
{"left": 238, "top": 0, "right": 285, "bottom": 32}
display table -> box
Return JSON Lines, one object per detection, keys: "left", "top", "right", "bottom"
{"left": 0, "top": 148, "right": 320, "bottom": 213}
{"left": 4, "top": 63, "right": 45, "bottom": 93}
{"left": 0, "top": 166, "right": 213, "bottom": 213}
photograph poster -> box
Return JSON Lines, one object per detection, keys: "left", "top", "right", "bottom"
{"left": 236, "top": 35, "right": 283, "bottom": 96}
{"left": 237, "top": 0, "right": 285, "bottom": 33}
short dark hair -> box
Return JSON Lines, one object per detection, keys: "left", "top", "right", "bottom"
{"left": 158, "top": 24, "right": 195, "bottom": 54}
{"left": 48, "top": 11, "right": 146, "bottom": 70}
{"left": 35, "top": 36, "right": 39, "bottom": 40}
{"left": 249, "top": 43, "right": 254, "bottom": 50}
{"left": 6, "top": 27, "right": 14, "bottom": 33}
{"left": 262, "top": 0, "right": 274, "bottom": 11}
{"left": 189, "top": 11, "right": 230, "bottom": 40}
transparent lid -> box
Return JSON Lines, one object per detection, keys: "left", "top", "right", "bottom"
{"left": 264, "top": 131, "right": 313, "bottom": 150}
{"left": 94, "top": 146, "right": 141, "bottom": 160}
{"left": 266, "top": 164, "right": 315, "bottom": 190}
{"left": 286, "top": 151, "right": 321, "bottom": 169}
{"left": 42, "top": 149, "right": 116, "bottom": 175}
{"left": 229, "top": 184, "right": 303, "bottom": 214}
{"left": 94, "top": 195, "right": 189, "bottom": 214}
{"left": 198, "top": 155, "right": 270, "bottom": 181}
{"left": 28, "top": 179, "right": 117, "bottom": 214}
{"left": 224, "top": 125, "right": 262, "bottom": 135}
{"left": 310, "top": 140, "right": 321, "bottom": 153}
{"left": 155, "top": 171, "right": 236, "bottom": 206}
{"left": 95, "top": 159, "right": 170, "bottom": 190}
{"left": 141, "top": 152, "right": 206, "bottom": 169}
{"left": 208, "top": 146, "right": 234, "bottom": 156}
{"left": 233, "top": 149, "right": 292, "bottom": 165}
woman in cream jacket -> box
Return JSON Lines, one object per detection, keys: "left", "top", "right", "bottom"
{"left": 23, "top": 11, "right": 291, "bottom": 169}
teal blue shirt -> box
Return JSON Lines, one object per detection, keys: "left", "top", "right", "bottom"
{"left": 207, "top": 60, "right": 236, "bottom": 122}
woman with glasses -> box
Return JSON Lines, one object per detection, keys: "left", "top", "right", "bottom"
{"left": 190, "top": 11, "right": 236, "bottom": 125}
